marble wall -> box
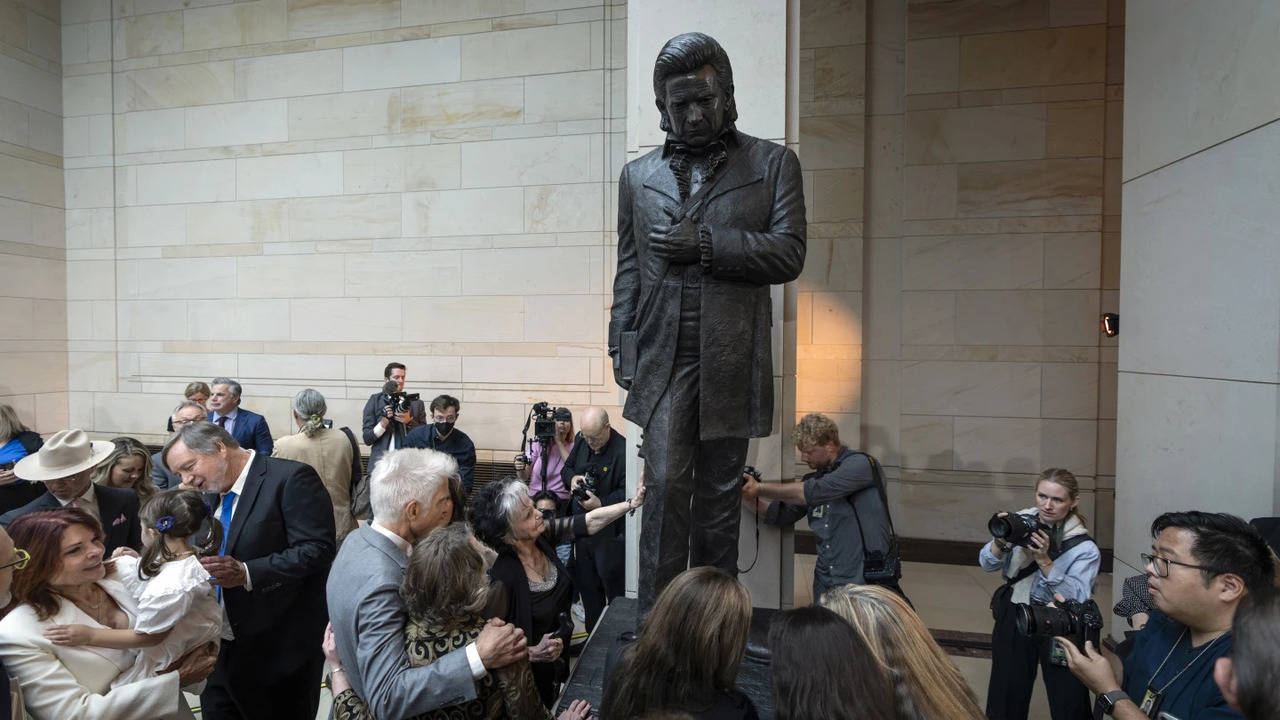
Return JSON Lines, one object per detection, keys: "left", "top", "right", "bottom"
{"left": 1113, "top": 0, "right": 1280, "bottom": 615}
{"left": 0, "top": 0, "right": 68, "bottom": 432}
{"left": 59, "top": 0, "right": 627, "bottom": 460}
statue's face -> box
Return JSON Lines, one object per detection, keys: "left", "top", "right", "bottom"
{"left": 659, "top": 64, "right": 728, "bottom": 148}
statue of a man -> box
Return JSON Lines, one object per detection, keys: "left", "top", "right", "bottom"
{"left": 609, "top": 32, "right": 807, "bottom": 610}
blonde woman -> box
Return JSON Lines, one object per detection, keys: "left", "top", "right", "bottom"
{"left": 92, "top": 437, "right": 157, "bottom": 504}
{"left": 820, "top": 584, "right": 985, "bottom": 720}
{"left": 0, "top": 404, "right": 45, "bottom": 516}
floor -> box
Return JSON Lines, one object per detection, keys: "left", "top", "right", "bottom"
{"left": 188, "top": 558, "right": 1113, "bottom": 720}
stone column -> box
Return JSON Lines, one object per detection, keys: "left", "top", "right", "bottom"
{"left": 622, "top": 0, "right": 797, "bottom": 607}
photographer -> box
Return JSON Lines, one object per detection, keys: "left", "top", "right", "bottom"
{"left": 741, "top": 413, "right": 904, "bottom": 601}
{"left": 361, "top": 362, "right": 426, "bottom": 476}
{"left": 515, "top": 407, "right": 574, "bottom": 502}
{"left": 980, "top": 468, "right": 1099, "bottom": 720}
{"left": 560, "top": 407, "right": 626, "bottom": 632}
{"left": 1058, "top": 512, "right": 1275, "bottom": 720}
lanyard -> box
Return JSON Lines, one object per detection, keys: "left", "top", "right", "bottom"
{"left": 1147, "top": 629, "right": 1226, "bottom": 694}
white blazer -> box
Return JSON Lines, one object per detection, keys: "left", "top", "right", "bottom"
{"left": 0, "top": 578, "right": 191, "bottom": 720}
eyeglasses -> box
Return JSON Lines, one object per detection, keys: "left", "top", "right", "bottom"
{"left": 1141, "top": 552, "right": 1221, "bottom": 578}
{"left": 1, "top": 548, "right": 30, "bottom": 571}
{"left": 172, "top": 418, "right": 202, "bottom": 427}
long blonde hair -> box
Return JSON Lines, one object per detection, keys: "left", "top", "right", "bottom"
{"left": 0, "top": 404, "right": 31, "bottom": 443}
{"left": 820, "top": 584, "right": 985, "bottom": 720}
{"left": 92, "top": 437, "right": 157, "bottom": 503}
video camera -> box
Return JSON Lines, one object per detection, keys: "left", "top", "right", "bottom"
{"left": 381, "top": 381, "right": 420, "bottom": 418}
{"left": 988, "top": 511, "right": 1052, "bottom": 548}
{"left": 572, "top": 467, "right": 600, "bottom": 503}
{"left": 516, "top": 401, "right": 560, "bottom": 466}
{"left": 1015, "top": 598, "right": 1104, "bottom": 665}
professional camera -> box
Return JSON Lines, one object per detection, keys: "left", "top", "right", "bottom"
{"left": 381, "top": 381, "right": 420, "bottom": 417}
{"left": 741, "top": 465, "right": 762, "bottom": 484}
{"left": 988, "top": 511, "right": 1051, "bottom": 548}
{"left": 572, "top": 467, "right": 600, "bottom": 503}
{"left": 530, "top": 401, "right": 557, "bottom": 443}
{"left": 1015, "top": 598, "right": 1104, "bottom": 664}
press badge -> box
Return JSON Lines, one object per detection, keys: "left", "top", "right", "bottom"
{"left": 1139, "top": 687, "right": 1163, "bottom": 717}
{"left": 1048, "top": 641, "right": 1068, "bottom": 666}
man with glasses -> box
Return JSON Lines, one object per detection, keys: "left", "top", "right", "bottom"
{"left": 153, "top": 401, "right": 208, "bottom": 490}
{"left": 1058, "top": 511, "right": 1274, "bottom": 720}
{"left": 561, "top": 407, "right": 627, "bottom": 632}
{"left": 1, "top": 525, "right": 28, "bottom": 716}
{"left": 404, "top": 394, "right": 476, "bottom": 494}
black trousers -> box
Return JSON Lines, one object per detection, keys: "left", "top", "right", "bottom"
{"left": 573, "top": 532, "right": 625, "bottom": 632}
{"left": 200, "top": 639, "right": 324, "bottom": 720}
{"left": 638, "top": 347, "right": 750, "bottom": 613}
{"left": 986, "top": 594, "right": 1091, "bottom": 720}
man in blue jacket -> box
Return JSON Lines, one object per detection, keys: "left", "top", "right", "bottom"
{"left": 208, "top": 377, "right": 274, "bottom": 456}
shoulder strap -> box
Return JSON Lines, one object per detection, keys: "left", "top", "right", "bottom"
{"left": 340, "top": 426, "right": 362, "bottom": 484}
{"left": 846, "top": 451, "right": 898, "bottom": 537}
{"left": 1001, "top": 532, "right": 1095, "bottom": 588}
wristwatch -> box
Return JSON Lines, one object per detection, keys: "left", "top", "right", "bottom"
{"left": 1094, "top": 690, "right": 1130, "bottom": 718}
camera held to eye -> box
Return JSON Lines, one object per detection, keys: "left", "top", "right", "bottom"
{"left": 1015, "top": 598, "right": 1104, "bottom": 665}
{"left": 740, "top": 465, "right": 762, "bottom": 485}
{"left": 988, "top": 511, "right": 1052, "bottom": 548}
{"left": 572, "top": 467, "right": 600, "bottom": 503}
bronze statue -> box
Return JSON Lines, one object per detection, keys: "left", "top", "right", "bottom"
{"left": 609, "top": 32, "right": 807, "bottom": 610}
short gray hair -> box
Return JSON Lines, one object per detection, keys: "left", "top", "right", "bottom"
{"left": 495, "top": 479, "right": 531, "bottom": 540}
{"left": 162, "top": 421, "right": 240, "bottom": 468}
{"left": 370, "top": 448, "right": 457, "bottom": 523}
{"left": 210, "top": 377, "right": 242, "bottom": 398}
{"left": 171, "top": 400, "right": 206, "bottom": 421}
{"left": 292, "top": 388, "right": 327, "bottom": 438}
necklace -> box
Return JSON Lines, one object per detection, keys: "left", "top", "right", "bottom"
{"left": 1148, "top": 629, "right": 1227, "bottom": 694}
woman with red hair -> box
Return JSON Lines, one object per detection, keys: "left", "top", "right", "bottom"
{"left": 0, "top": 507, "right": 215, "bottom": 719}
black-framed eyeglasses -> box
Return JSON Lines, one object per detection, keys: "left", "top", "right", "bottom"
{"left": 0, "top": 548, "right": 29, "bottom": 571}
{"left": 1141, "top": 552, "right": 1220, "bottom": 578}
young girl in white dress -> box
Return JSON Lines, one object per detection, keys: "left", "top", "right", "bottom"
{"left": 43, "top": 489, "right": 225, "bottom": 691}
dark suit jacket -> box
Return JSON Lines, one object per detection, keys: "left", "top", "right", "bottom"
{"left": 150, "top": 450, "right": 180, "bottom": 490}
{"left": 0, "top": 484, "right": 142, "bottom": 557}
{"left": 609, "top": 129, "right": 806, "bottom": 440}
{"left": 361, "top": 392, "right": 426, "bottom": 476}
{"left": 205, "top": 454, "right": 335, "bottom": 678}
{"left": 209, "top": 408, "right": 274, "bottom": 456}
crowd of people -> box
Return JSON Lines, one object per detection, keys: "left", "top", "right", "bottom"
{"left": 0, "top": 368, "right": 1277, "bottom": 720}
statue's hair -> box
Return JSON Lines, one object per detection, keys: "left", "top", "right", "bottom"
{"left": 652, "top": 32, "right": 737, "bottom": 132}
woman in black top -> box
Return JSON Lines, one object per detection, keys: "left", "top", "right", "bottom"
{"left": 0, "top": 405, "right": 44, "bottom": 516}
{"left": 471, "top": 477, "right": 643, "bottom": 707}
{"left": 602, "top": 566, "right": 758, "bottom": 720}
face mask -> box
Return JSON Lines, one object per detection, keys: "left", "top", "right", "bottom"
{"left": 435, "top": 421, "right": 455, "bottom": 435}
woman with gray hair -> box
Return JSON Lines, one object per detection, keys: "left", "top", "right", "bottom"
{"left": 471, "top": 476, "right": 645, "bottom": 707}
{"left": 272, "top": 389, "right": 358, "bottom": 542}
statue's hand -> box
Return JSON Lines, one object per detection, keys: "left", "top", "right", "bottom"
{"left": 649, "top": 219, "right": 701, "bottom": 265}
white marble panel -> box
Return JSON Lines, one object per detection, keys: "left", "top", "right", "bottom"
{"left": 344, "top": 355, "right": 462, "bottom": 385}
{"left": 954, "top": 291, "right": 1043, "bottom": 346}
{"left": 902, "top": 234, "right": 1043, "bottom": 290}
{"left": 1125, "top": 0, "right": 1280, "bottom": 179}
{"left": 185, "top": 200, "right": 289, "bottom": 245}
{"left": 235, "top": 50, "right": 341, "bottom": 101}
{"left": 524, "top": 70, "right": 606, "bottom": 123}
{"left": 401, "top": 77, "right": 524, "bottom": 131}
{"left": 0, "top": 53, "right": 60, "bottom": 115}
{"left": 288, "top": 89, "right": 400, "bottom": 140}
{"left": 345, "top": 251, "right": 461, "bottom": 297}
{"left": 135, "top": 160, "right": 236, "bottom": 205}
{"left": 286, "top": 0, "right": 399, "bottom": 39}
{"left": 343, "top": 148, "right": 405, "bottom": 194}
{"left": 67, "top": 352, "right": 117, "bottom": 392}
{"left": 900, "top": 415, "right": 954, "bottom": 470}
{"left": 92, "top": 393, "right": 194, "bottom": 437}
{"left": 288, "top": 194, "right": 400, "bottom": 240}
{"left": 136, "top": 352, "right": 236, "bottom": 379}
{"left": 342, "top": 37, "right": 461, "bottom": 92}
{"left": 63, "top": 73, "right": 112, "bottom": 118}
{"left": 27, "top": 108, "right": 63, "bottom": 156}
{"left": 66, "top": 260, "right": 114, "bottom": 300}
{"left": 1043, "top": 232, "right": 1101, "bottom": 289}
{"left": 117, "top": 257, "right": 236, "bottom": 300}
{"left": 524, "top": 183, "right": 605, "bottom": 233}
{"left": 1041, "top": 290, "right": 1099, "bottom": 347}
{"left": 188, "top": 298, "right": 291, "bottom": 341}
{"left": 0, "top": 154, "right": 62, "bottom": 206}
{"left": 954, "top": 417, "right": 1042, "bottom": 475}
{"left": 236, "top": 254, "right": 344, "bottom": 298}
{"left": 183, "top": 0, "right": 287, "bottom": 52}
{"left": 523, "top": 294, "right": 604, "bottom": 344}
{"left": 185, "top": 99, "right": 289, "bottom": 148}
{"left": 402, "top": 188, "right": 524, "bottom": 236}
{"left": 463, "top": 356, "right": 592, "bottom": 385}
{"left": 290, "top": 298, "right": 400, "bottom": 341}
{"left": 901, "top": 291, "right": 954, "bottom": 346}
{"left": 116, "top": 108, "right": 186, "bottom": 154}
{"left": 0, "top": 353, "right": 68, "bottom": 395}
{"left": 117, "top": 300, "right": 188, "bottom": 340}
{"left": 402, "top": 296, "right": 524, "bottom": 342}
{"left": 235, "top": 152, "right": 343, "bottom": 200}
{"left": 1041, "top": 419, "right": 1096, "bottom": 476}
{"left": 901, "top": 361, "right": 1041, "bottom": 417}
{"left": 459, "top": 23, "right": 592, "bottom": 81}
{"left": 115, "top": 62, "right": 236, "bottom": 113}
{"left": 65, "top": 167, "right": 114, "bottom": 209}
{"left": 461, "top": 135, "right": 594, "bottom": 188}
{"left": 461, "top": 247, "right": 591, "bottom": 296}
{"left": 1121, "top": 120, "right": 1280, "bottom": 382}
{"left": 238, "top": 353, "right": 346, "bottom": 381}
{"left": 1041, "top": 363, "right": 1099, "bottom": 419}
{"left": 400, "top": 0, "right": 522, "bottom": 26}
{"left": 403, "top": 145, "right": 462, "bottom": 191}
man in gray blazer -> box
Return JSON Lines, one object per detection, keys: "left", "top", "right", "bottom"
{"left": 326, "top": 448, "right": 527, "bottom": 717}
{"left": 152, "top": 401, "right": 207, "bottom": 490}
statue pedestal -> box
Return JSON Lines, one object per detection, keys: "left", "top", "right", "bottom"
{"left": 556, "top": 597, "right": 779, "bottom": 719}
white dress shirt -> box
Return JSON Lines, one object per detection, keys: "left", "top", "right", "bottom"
{"left": 218, "top": 451, "right": 255, "bottom": 640}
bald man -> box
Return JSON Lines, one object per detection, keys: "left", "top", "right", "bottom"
{"left": 560, "top": 408, "right": 627, "bottom": 632}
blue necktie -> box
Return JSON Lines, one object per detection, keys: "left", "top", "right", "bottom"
{"left": 217, "top": 491, "right": 236, "bottom": 600}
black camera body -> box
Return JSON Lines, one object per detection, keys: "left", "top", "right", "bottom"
{"left": 1015, "top": 598, "right": 1104, "bottom": 662}
{"left": 385, "top": 390, "right": 420, "bottom": 416}
{"left": 989, "top": 511, "right": 1052, "bottom": 548}
{"left": 741, "top": 465, "right": 762, "bottom": 484}
{"left": 572, "top": 467, "right": 600, "bottom": 503}
{"left": 530, "top": 401, "right": 557, "bottom": 443}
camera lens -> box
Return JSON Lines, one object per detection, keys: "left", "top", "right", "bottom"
{"left": 988, "top": 514, "right": 1015, "bottom": 539}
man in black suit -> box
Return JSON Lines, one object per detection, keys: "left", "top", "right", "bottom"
{"left": 361, "top": 362, "right": 427, "bottom": 477}
{"left": 0, "top": 429, "right": 141, "bottom": 557}
{"left": 208, "top": 377, "right": 274, "bottom": 456}
{"left": 163, "top": 421, "right": 336, "bottom": 720}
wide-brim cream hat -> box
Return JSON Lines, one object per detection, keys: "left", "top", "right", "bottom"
{"left": 14, "top": 429, "right": 115, "bottom": 482}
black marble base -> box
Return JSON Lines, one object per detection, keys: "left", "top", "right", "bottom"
{"left": 556, "top": 597, "right": 777, "bottom": 719}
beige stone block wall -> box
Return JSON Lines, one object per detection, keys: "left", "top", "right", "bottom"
{"left": 59, "top": 0, "right": 627, "bottom": 456}
{"left": 0, "top": 0, "right": 67, "bottom": 433}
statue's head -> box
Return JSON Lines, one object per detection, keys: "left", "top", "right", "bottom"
{"left": 653, "top": 32, "right": 737, "bottom": 147}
